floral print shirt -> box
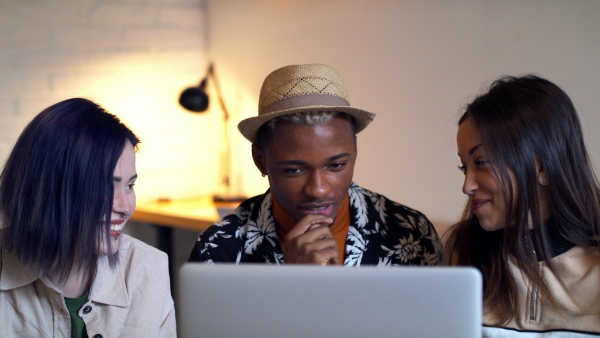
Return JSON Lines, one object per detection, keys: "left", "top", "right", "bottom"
{"left": 189, "top": 183, "right": 442, "bottom": 266}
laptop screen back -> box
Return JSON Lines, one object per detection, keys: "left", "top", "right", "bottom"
{"left": 178, "top": 264, "right": 482, "bottom": 338}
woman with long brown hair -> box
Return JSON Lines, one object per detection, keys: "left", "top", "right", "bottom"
{"left": 444, "top": 75, "right": 600, "bottom": 336}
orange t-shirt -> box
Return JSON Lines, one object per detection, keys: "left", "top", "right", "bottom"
{"left": 273, "top": 194, "right": 350, "bottom": 265}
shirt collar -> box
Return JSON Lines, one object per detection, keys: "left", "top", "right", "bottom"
{"left": 88, "top": 243, "right": 131, "bottom": 307}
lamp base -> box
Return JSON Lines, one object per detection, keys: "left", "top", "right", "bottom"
{"left": 212, "top": 194, "right": 246, "bottom": 203}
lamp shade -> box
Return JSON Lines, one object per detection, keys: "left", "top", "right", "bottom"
{"left": 179, "top": 79, "right": 209, "bottom": 112}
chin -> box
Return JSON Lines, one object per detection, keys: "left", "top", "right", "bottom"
{"left": 97, "top": 239, "right": 120, "bottom": 255}
{"left": 97, "top": 249, "right": 119, "bottom": 256}
{"left": 478, "top": 221, "right": 504, "bottom": 232}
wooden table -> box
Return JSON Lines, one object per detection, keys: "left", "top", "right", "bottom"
{"left": 131, "top": 196, "right": 240, "bottom": 292}
{"left": 132, "top": 196, "right": 221, "bottom": 232}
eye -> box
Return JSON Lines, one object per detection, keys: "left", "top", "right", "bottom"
{"left": 283, "top": 168, "right": 303, "bottom": 175}
{"left": 125, "top": 182, "right": 136, "bottom": 190}
{"left": 329, "top": 162, "right": 346, "bottom": 171}
{"left": 457, "top": 165, "right": 466, "bottom": 174}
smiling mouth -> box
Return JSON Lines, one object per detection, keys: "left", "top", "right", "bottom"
{"left": 472, "top": 199, "right": 490, "bottom": 211}
{"left": 109, "top": 219, "right": 126, "bottom": 237}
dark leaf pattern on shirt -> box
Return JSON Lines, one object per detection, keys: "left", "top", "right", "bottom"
{"left": 190, "top": 183, "right": 442, "bottom": 266}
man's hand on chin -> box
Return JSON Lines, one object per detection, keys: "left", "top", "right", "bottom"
{"left": 283, "top": 214, "right": 339, "bottom": 265}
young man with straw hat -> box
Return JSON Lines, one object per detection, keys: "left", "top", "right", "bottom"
{"left": 189, "top": 64, "right": 442, "bottom": 266}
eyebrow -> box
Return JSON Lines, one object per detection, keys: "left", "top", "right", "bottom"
{"left": 276, "top": 152, "right": 351, "bottom": 166}
{"left": 113, "top": 174, "right": 138, "bottom": 183}
{"left": 468, "top": 144, "right": 483, "bottom": 156}
{"left": 329, "top": 152, "right": 351, "bottom": 161}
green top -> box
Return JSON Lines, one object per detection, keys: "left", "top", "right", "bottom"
{"left": 64, "top": 292, "right": 89, "bottom": 338}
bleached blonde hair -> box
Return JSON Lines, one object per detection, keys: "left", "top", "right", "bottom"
{"left": 257, "top": 111, "right": 355, "bottom": 148}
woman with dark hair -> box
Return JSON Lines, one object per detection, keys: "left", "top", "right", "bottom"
{"left": 0, "top": 98, "right": 176, "bottom": 337}
{"left": 444, "top": 75, "right": 600, "bottom": 336}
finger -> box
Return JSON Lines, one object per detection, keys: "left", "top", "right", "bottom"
{"left": 285, "top": 226, "right": 330, "bottom": 256}
{"left": 307, "top": 225, "right": 335, "bottom": 241}
{"left": 290, "top": 225, "right": 334, "bottom": 249}
{"left": 286, "top": 214, "right": 333, "bottom": 239}
{"left": 299, "top": 237, "right": 338, "bottom": 255}
{"left": 304, "top": 246, "right": 339, "bottom": 265}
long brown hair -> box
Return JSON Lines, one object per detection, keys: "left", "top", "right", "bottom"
{"left": 444, "top": 75, "right": 600, "bottom": 324}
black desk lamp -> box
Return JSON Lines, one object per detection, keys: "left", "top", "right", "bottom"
{"left": 179, "top": 63, "right": 244, "bottom": 203}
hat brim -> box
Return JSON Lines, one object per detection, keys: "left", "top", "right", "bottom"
{"left": 238, "top": 105, "right": 376, "bottom": 144}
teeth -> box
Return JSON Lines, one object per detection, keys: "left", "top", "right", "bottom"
{"left": 110, "top": 224, "right": 123, "bottom": 231}
{"left": 308, "top": 206, "right": 327, "bottom": 210}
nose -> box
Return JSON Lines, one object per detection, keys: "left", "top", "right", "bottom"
{"left": 462, "top": 170, "right": 477, "bottom": 196}
{"left": 113, "top": 189, "right": 134, "bottom": 216}
{"left": 304, "top": 169, "right": 330, "bottom": 200}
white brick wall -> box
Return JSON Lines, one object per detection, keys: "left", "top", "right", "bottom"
{"left": 0, "top": 0, "right": 219, "bottom": 202}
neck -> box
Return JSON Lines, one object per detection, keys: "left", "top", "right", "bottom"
{"left": 48, "top": 261, "right": 92, "bottom": 298}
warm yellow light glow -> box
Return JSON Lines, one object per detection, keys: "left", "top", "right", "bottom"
{"left": 55, "top": 54, "right": 272, "bottom": 203}
{"left": 215, "top": 66, "right": 269, "bottom": 199}
{"left": 70, "top": 56, "right": 224, "bottom": 203}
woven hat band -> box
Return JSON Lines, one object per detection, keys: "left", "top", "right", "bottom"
{"left": 261, "top": 94, "right": 350, "bottom": 115}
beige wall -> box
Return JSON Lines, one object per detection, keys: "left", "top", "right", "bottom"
{"left": 0, "top": 0, "right": 211, "bottom": 203}
{"left": 205, "top": 0, "right": 600, "bottom": 231}
{"left": 1, "top": 0, "right": 599, "bottom": 233}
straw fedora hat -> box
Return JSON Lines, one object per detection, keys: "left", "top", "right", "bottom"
{"left": 238, "top": 64, "right": 376, "bottom": 143}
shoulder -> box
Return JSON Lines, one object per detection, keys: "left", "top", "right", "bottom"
{"left": 202, "top": 193, "right": 269, "bottom": 236}
{"left": 349, "top": 183, "right": 437, "bottom": 234}
{"left": 0, "top": 249, "right": 40, "bottom": 290}
{"left": 349, "top": 184, "right": 443, "bottom": 265}
{"left": 354, "top": 184, "right": 432, "bottom": 224}
{"left": 119, "top": 234, "right": 167, "bottom": 257}
{"left": 190, "top": 192, "right": 271, "bottom": 263}
{"left": 551, "top": 245, "right": 600, "bottom": 282}
{"left": 237, "top": 192, "right": 268, "bottom": 209}
{"left": 389, "top": 201, "right": 432, "bottom": 224}
{"left": 557, "top": 244, "right": 600, "bottom": 261}
{"left": 118, "top": 235, "right": 168, "bottom": 269}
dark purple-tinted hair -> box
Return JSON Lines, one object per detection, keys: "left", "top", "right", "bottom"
{"left": 0, "top": 98, "right": 140, "bottom": 282}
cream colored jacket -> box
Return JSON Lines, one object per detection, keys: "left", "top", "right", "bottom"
{"left": 0, "top": 235, "right": 176, "bottom": 337}
{"left": 483, "top": 245, "right": 600, "bottom": 337}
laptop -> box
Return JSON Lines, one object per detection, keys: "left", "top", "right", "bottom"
{"left": 177, "top": 264, "right": 482, "bottom": 338}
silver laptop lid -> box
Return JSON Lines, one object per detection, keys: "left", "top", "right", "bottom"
{"left": 178, "top": 264, "right": 482, "bottom": 338}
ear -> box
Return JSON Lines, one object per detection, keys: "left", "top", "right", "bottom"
{"left": 535, "top": 159, "right": 548, "bottom": 186}
{"left": 538, "top": 172, "right": 548, "bottom": 186}
{"left": 252, "top": 144, "right": 267, "bottom": 174}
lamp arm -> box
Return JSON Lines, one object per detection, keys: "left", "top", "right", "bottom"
{"left": 206, "top": 63, "right": 232, "bottom": 193}
{"left": 207, "top": 63, "right": 230, "bottom": 121}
